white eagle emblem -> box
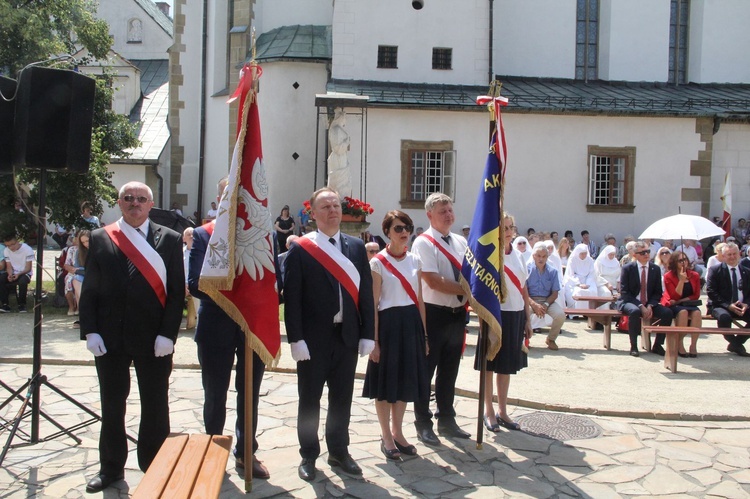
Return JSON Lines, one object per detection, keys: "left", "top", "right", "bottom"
{"left": 234, "top": 158, "right": 274, "bottom": 280}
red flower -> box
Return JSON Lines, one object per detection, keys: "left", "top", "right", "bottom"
{"left": 301, "top": 196, "right": 374, "bottom": 218}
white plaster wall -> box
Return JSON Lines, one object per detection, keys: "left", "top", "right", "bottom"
{"left": 332, "top": 0, "right": 488, "bottom": 85}
{"left": 598, "top": 0, "right": 670, "bottom": 82}
{"left": 495, "top": 0, "right": 577, "bottom": 79}
{"left": 359, "top": 110, "right": 703, "bottom": 244}
{"left": 173, "top": 0, "right": 207, "bottom": 214}
{"left": 255, "top": 0, "right": 333, "bottom": 34}
{"left": 711, "top": 123, "right": 750, "bottom": 221}
{"left": 258, "top": 62, "right": 329, "bottom": 220}
{"left": 688, "top": 0, "right": 750, "bottom": 83}
{"left": 96, "top": 0, "right": 173, "bottom": 60}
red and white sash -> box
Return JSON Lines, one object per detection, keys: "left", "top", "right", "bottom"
{"left": 374, "top": 253, "right": 419, "bottom": 307}
{"left": 104, "top": 219, "right": 167, "bottom": 307}
{"left": 297, "top": 232, "right": 361, "bottom": 309}
{"left": 419, "top": 233, "right": 462, "bottom": 274}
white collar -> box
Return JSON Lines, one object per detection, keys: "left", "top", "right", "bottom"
{"left": 318, "top": 230, "right": 341, "bottom": 246}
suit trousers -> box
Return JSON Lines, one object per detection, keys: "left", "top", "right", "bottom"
{"left": 621, "top": 303, "right": 672, "bottom": 348}
{"left": 414, "top": 303, "right": 465, "bottom": 430}
{"left": 94, "top": 352, "right": 172, "bottom": 474}
{"left": 711, "top": 306, "right": 750, "bottom": 347}
{"left": 197, "top": 336, "right": 265, "bottom": 457}
{"left": 296, "top": 325, "right": 357, "bottom": 459}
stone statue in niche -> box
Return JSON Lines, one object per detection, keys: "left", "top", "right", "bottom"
{"left": 327, "top": 108, "right": 352, "bottom": 198}
{"left": 128, "top": 19, "right": 143, "bottom": 42}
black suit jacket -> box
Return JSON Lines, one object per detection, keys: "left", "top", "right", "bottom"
{"left": 79, "top": 220, "right": 185, "bottom": 355}
{"left": 617, "top": 261, "right": 663, "bottom": 310}
{"left": 707, "top": 263, "right": 750, "bottom": 311}
{"left": 283, "top": 233, "right": 375, "bottom": 349}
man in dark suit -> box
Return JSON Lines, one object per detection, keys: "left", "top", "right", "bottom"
{"left": 707, "top": 242, "right": 750, "bottom": 356}
{"left": 79, "top": 182, "right": 185, "bottom": 493}
{"left": 187, "top": 177, "right": 270, "bottom": 479}
{"left": 617, "top": 240, "right": 673, "bottom": 357}
{"left": 284, "top": 187, "right": 375, "bottom": 481}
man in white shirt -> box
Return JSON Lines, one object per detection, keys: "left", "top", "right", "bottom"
{"left": 1, "top": 236, "right": 34, "bottom": 313}
{"left": 411, "top": 193, "right": 470, "bottom": 445}
{"left": 206, "top": 201, "right": 218, "bottom": 219}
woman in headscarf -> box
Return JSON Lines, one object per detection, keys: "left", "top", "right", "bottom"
{"left": 594, "top": 245, "right": 621, "bottom": 299}
{"left": 563, "top": 244, "right": 599, "bottom": 309}
{"left": 513, "top": 236, "right": 532, "bottom": 266}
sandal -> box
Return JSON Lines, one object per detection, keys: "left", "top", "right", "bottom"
{"left": 393, "top": 439, "right": 418, "bottom": 456}
{"left": 496, "top": 414, "right": 521, "bottom": 431}
{"left": 483, "top": 415, "right": 500, "bottom": 432}
{"left": 380, "top": 440, "right": 401, "bottom": 461}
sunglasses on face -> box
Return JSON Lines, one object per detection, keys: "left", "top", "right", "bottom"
{"left": 677, "top": 258, "right": 688, "bottom": 263}
{"left": 517, "top": 242, "right": 527, "bottom": 245}
{"left": 367, "top": 249, "right": 378, "bottom": 254}
{"left": 659, "top": 252, "right": 670, "bottom": 256}
{"left": 635, "top": 250, "right": 650, "bottom": 255}
{"left": 122, "top": 195, "right": 150, "bottom": 204}
{"left": 391, "top": 225, "right": 414, "bottom": 234}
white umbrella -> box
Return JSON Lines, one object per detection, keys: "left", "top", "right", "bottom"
{"left": 638, "top": 214, "right": 725, "bottom": 241}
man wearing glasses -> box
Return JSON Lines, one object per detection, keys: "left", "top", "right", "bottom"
{"left": 616, "top": 240, "right": 673, "bottom": 357}
{"left": 79, "top": 181, "right": 185, "bottom": 492}
{"left": 411, "top": 192, "right": 470, "bottom": 445}
{"left": 365, "top": 241, "right": 380, "bottom": 261}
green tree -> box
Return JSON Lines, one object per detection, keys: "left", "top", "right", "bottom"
{"left": 0, "top": 0, "right": 138, "bottom": 241}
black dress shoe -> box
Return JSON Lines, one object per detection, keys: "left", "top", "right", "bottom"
{"left": 437, "top": 420, "right": 471, "bottom": 439}
{"left": 327, "top": 453, "right": 362, "bottom": 476}
{"left": 298, "top": 458, "right": 316, "bottom": 481}
{"left": 416, "top": 427, "right": 441, "bottom": 447}
{"left": 629, "top": 348, "right": 640, "bottom": 357}
{"left": 85, "top": 472, "right": 124, "bottom": 493}
{"left": 651, "top": 344, "right": 666, "bottom": 356}
{"left": 735, "top": 344, "right": 750, "bottom": 357}
{"left": 393, "top": 438, "right": 418, "bottom": 456}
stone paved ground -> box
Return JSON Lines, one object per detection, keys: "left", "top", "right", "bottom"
{"left": 1, "top": 364, "right": 750, "bottom": 498}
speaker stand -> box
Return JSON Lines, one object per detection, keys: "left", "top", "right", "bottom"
{"left": 0, "top": 168, "right": 114, "bottom": 467}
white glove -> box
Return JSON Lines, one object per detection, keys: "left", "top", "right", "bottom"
{"left": 86, "top": 333, "right": 107, "bottom": 357}
{"left": 154, "top": 335, "right": 174, "bottom": 357}
{"left": 290, "top": 340, "right": 311, "bottom": 362}
{"left": 358, "top": 339, "right": 375, "bottom": 357}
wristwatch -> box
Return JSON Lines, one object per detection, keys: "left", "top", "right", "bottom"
{"left": 542, "top": 301, "right": 549, "bottom": 307}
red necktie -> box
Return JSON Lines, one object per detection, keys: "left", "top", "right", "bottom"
{"left": 640, "top": 266, "right": 647, "bottom": 304}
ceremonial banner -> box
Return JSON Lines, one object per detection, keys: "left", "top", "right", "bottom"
{"left": 199, "top": 63, "right": 280, "bottom": 365}
{"left": 460, "top": 93, "right": 509, "bottom": 361}
{"left": 721, "top": 170, "right": 732, "bottom": 239}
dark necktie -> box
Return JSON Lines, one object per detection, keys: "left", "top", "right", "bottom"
{"left": 640, "top": 265, "right": 647, "bottom": 304}
{"left": 442, "top": 235, "right": 463, "bottom": 302}
{"left": 128, "top": 228, "right": 147, "bottom": 276}
{"left": 329, "top": 237, "right": 336, "bottom": 249}
{"left": 731, "top": 267, "right": 739, "bottom": 303}
{"left": 329, "top": 237, "right": 342, "bottom": 317}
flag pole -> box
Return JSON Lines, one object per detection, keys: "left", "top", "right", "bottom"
{"left": 244, "top": 344, "right": 253, "bottom": 492}
{"left": 476, "top": 319, "right": 488, "bottom": 449}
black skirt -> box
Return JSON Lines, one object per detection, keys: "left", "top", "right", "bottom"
{"left": 474, "top": 309, "right": 528, "bottom": 375}
{"left": 363, "top": 305, "right": 429, "bottom": 403}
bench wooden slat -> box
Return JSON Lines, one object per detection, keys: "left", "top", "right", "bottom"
{"left": 132, "top": 433, "right": 189, "bottom": 499}
{"left": 164, "top": 434, "right": 211, "bottom": 499}
{"left": 191, "top": 436, "right": 233, "bottom": 499}
{"left": 644, "top": 325, "right": 750, "bottom": 373}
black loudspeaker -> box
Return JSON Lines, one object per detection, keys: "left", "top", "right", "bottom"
{"left": 0, "top": 76, "right": 16, "bottom": 173}
{"left": 12, "top": 67, "right": 96, "bottom": 172}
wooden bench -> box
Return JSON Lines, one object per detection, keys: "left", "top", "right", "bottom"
{"left": 133, "top": 433, "right": 232, "bottom": 499}
{"left": 572, "top": 295, "right": 616, "bottom": 328}
{"left": 643, "top": 325, "right": 750, "bottom": 373}
{"left": 565, "top": 308, "right": 623, "bottom": 350}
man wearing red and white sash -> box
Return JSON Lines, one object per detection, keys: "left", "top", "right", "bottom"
{"left": 411, "top": 192, "right": 471, "bottom": 445}
{"left": 80, "top": 182, "right": 185, "bottom": 493}
{"left": 284, "top": 187, "right": 375, "bottom": 481}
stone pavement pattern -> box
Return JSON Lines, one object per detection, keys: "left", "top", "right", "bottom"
{"left": 1, "top": 364, "right": 750, "bottom": 498}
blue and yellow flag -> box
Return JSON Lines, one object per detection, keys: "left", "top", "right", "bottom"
{"left": 461, "top": 136, "right": 505, "bottom": 360}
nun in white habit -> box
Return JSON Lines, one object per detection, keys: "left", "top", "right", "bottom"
{"left": 563, "top": 243, "right": 599, "bottom": 309}
{"left": 594, "top": 244, "right": 620, "bottom": 301}
{"left": 513, "top": 236, "right": 532, "bottom": 266}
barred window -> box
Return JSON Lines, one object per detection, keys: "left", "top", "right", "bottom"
{"left": 587, "top": 146, "right": 635, "bottom": 213}
{"left": 432, "top": 48, "right": 452, "bottom": 70}
{"left": 668, "top": 0, "right": 689, "bottom": 84}
{"left": 400, "top": 140, "right": 455, "bottom": 208}
{"left": 377, "top": 45, "right": 398, "bottom": 69}
{"left": 575, "top": 0, "right": 598, "bottom": 81}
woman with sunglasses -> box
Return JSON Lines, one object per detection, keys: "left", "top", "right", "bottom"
{"left": 363, "top": 210, "right": 428, "bottom": 460}
{"left": 660, "top": 250, "right": 702, "bottom": 357}
{"left": 654, "top": 247, "right": 672, "bottom": 278}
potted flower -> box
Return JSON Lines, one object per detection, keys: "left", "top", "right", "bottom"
{"left": 302, "top": 196, "right": 374, "bottom": 222}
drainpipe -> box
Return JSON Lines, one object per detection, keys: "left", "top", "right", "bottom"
{"left": 488, "top": 0, "right": 494, "bottom": 83}
{"left": 196, "top": 0, "right": 209, "bottom": 219}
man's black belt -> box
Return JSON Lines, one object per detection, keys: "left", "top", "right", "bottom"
{"left": 427, "top": 303, "right": 465, "bottom": 314}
